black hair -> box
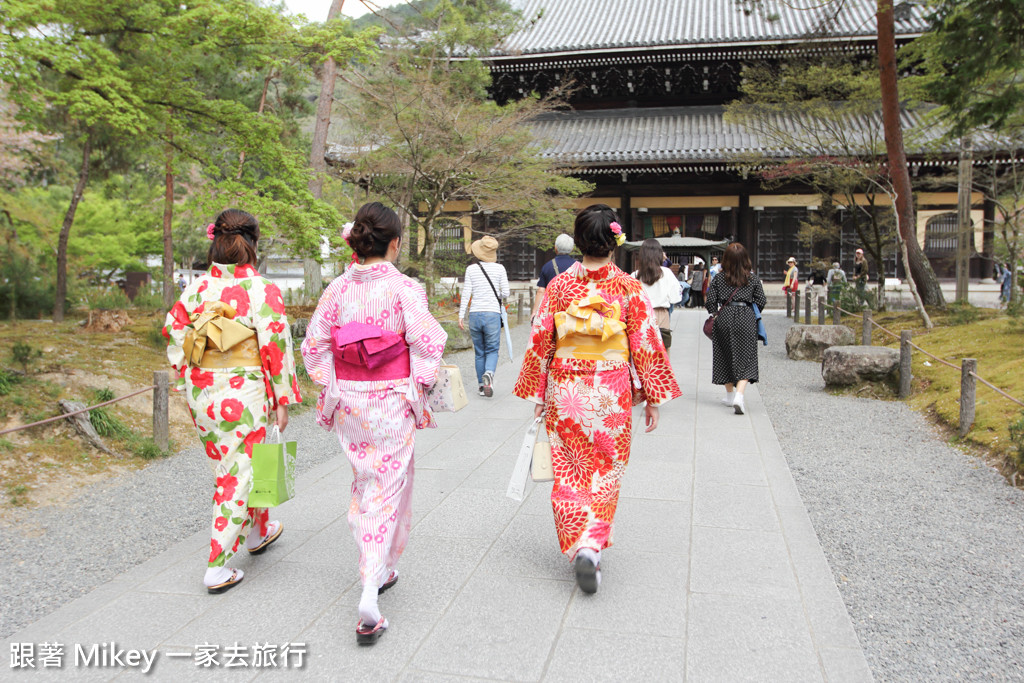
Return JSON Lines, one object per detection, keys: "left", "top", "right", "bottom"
{"left": 573, "top": 204, "right": 619, "bottom": 257}
{"left": 208, "top": 209, "right": 259, "bottom": 266}
{"left": 348, "top": 202, "right": 402, "bottom": 259}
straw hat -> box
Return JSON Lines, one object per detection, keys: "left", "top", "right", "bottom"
{"left": 787, "top": 256, "right": 797, "bottom": 264}
{"left": 471, "top": 235, "right": 499, "bottom": 262}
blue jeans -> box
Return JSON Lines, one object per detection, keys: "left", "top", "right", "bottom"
{"left": 468, "top": 311, "right": 501, "bottom": 385}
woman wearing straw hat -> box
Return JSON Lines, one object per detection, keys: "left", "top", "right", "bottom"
{"left": 459, "top": 236, "right": 509, "bottom": 397}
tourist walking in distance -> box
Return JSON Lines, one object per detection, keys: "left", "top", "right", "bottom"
{"left": 532, "top": 233, "right": 578, "bottom": 319}
{"left": 782, "top": 256, "right": 799, "bottom": 302}
{"left": 853, "top": 248, "right": 872, "bottom": 307}
{"left": 458, "top": 235, "right": 509, "bottom": 397}
{"left": 706, "top": 242, "right": 767, "bottom": 415}
{"left": 632, "top": 238, "right": 682, "bottom": 349}
{"left": 301, "top": 202, "right": 447, "bottom": 644}
{"left": 164, "top": 209, "right": 301, "bottom": 594}
{"left": 826, "top": 261, "right": 846, "bottom": 303}
{"left": 515, "top": 204, "right": 681, "bottom": 594}
{"left": 688, "top": 262, "right": 706, "bottom": 308}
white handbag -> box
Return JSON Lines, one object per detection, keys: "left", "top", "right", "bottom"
{"left": 425, "top": 363, "right": 468, "bottom": 413}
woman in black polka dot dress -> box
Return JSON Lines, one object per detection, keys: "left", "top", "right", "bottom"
{"left": 705, "top": 243, "right": 767, "bottom": 415}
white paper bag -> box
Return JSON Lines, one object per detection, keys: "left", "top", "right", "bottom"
{"left": 507, "top": 417, "right": 542, "bottom": 501}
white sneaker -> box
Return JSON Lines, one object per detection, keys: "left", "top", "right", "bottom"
{"left": 733, "top": 394, "right": 745, "bottom": 415}
{"left": 720, "top": 394, "right": 734, "bottom": 406}
{"left": 482, "top": 371, "right": 494, "bottom": 398}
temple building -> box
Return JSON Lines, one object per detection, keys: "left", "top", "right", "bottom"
{"left": 332, "top": 0, "right": 1007, "bottom": 282}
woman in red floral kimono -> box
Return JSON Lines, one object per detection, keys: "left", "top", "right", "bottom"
{"left": 164, "top": 209, "right": 301, "bottom": 594}
{"left": 514, "top": 204, "right": 681, "bottom": 594}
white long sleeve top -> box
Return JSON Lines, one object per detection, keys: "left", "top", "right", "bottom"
{"left": 632, "top": 267, "right": 683, "bottom": 309}
{"left": 459, "top": 262, "right": 510, "bottom": 319}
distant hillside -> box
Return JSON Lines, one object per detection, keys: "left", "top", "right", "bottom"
{"left": 351, "top": 0, "right": 439, "bottom": 33}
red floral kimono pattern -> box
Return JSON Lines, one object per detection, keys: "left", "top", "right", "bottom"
{"left": 514, "top": 262, "right": 681, "bottom": 558}
{"left": 164, "top": 262, "right": 302, "bottom": 568}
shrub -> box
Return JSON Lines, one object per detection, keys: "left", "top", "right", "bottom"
{"left": 129, "top": 437, "right": 167, "bottom": 460}
{"left": 148, "top": 318, "right": 168, "bottom": 349}
{"left": 11, "top": 341, "right": 41, "bottom": 374}
{"left": 0, "top": 258, "right": 58, "bottom": 320}
{"left": 89, "top": 389, "right": 132, "bottom": 440}
{"left": 947, "top": 301, "right": 981, "bottom": 326}
{"left": 0, "top": 368, "right": 19, "bottom": 396}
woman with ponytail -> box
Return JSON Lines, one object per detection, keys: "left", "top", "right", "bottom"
{"left": 301, "top": 202, "right": 447, "bottom": 644}
{"left": 164, "top": 208, "right": 302, "bottom": 594}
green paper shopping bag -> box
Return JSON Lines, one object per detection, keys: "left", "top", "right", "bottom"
{"left": 249, "top": 425, "right": 296, "bottom": 507}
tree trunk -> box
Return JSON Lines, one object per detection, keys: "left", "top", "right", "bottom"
{"left": 162, "top": 140, "right": 175, "bottom": 309}
{"left": 304, "top": 0, "right": 345, "bottom": 300}
{"left": 955, "top": 137, "right": 973, "bottom": 302}
{"left": 53, "top": 134, "right": 92, "bottom": 322}
{"left": 877, "top": 0, "right": 945, "bottom": 308}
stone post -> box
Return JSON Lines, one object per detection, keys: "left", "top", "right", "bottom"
{"left": 862, "top": 309, "right": 872, "bottom": 346}
{"left": 804, "top": 290, "right": 811, "bottom": 324}
{"left": 833, "top": 300, "right": 841, "bottom": 326}
{"left": 153, "top": 370, "right": 169, "bottom": 452}
{"left": 817, "top": 297, "right": 825, "bottom": 325}
{"left": 959, "top": 358, "right": 977, "bottom": 437}
{"left": 899, "top": 330, "right": 912, "bottom": 399}
{"left": 786, "top": 291, "right": 792, "bottom": 318}
{"left": 517, "top": 292, "right": 525, "bottom": 325}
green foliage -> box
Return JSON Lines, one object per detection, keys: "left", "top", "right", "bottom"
{"left": 946, "top": 301, "right": 981, "bottom": 326}
{"left": 338, "top": 0, "right": 590, "bottom": 293}
{"left": 0, "top": 368, "right": 19, "bottom": 396}
{"left": 10, "top": 341, "right": 41, "bottom": 374}
{"left": 130, "top": 437, "right": 167, "bottom": 460}
{"left": 913, "top": 0, "right": 1024, "bottom": 135}
{"left": 89, "top": 389, "right": 132, "bottom": 440}
{"left": 148, "top": 318, "right": 168, "bottom": 349}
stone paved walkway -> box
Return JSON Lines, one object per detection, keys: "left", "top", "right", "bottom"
{"left": 8, "top": 310, "right": 869, "bottom": 681}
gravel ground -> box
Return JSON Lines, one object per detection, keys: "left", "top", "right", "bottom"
{"left": 757, "top": 312, "right": 1024, "bottom": 682}
{"left": 0, "top": 321, "right": 533, "bottom": 639}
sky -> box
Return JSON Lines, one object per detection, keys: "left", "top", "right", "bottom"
{"left": 282, "top": 0, "right": 410, "bottom": 22}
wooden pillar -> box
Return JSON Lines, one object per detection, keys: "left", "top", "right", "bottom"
{"left": 804, "top": 289, "right": 811, "bottom": 324}
{"left": 817, "top": 297, "right": 825, "bottom": 325}
{"left": 959, "top": 358, "right": 977, "bottom": 437}
{"left": 862, "top": 309, "right": 872, "bottom": 346}
{"left": 899, "top": 331, "right": 913, "bottom": 399}
{"left": 153, "top": 370, "right": 169, "bottom": 452}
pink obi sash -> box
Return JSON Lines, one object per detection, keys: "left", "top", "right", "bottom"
{"left": 331, "top": 322, "right": 410, "bottom": 381}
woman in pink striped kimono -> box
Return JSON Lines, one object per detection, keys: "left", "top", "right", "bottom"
{"left": 301, "top": 202, "right": 446, "bottom": 644}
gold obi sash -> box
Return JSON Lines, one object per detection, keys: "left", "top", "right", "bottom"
{"left": 553, "top": 295, "right": 629, "bottom": 362}
{"left": 182, "top": 302, "right": 260, "bottom": 368}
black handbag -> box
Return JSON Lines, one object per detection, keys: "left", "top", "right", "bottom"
{"left": 703, "top": 285, "right": 740, "bottom": 340}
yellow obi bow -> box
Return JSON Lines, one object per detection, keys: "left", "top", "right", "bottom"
{"left": 554, "top": 295, "right": 629, "bottom": 361}
{"left": 182, "top": 301, "right": 256, "bottom": 367}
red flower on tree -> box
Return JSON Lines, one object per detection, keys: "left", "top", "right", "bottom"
{"left": 220, "top": 398, "right": 244, "bottom": 423}
{"left": 264, "top": 284, "right": 285, "bottom": 314}
{"left": 213, "top": 473, "right": 238, "bottom": 505}
{"left": 229, "top": 375, "right": 244, "bottom": 389}
{"left": 260, "top": 342, "right": 284, "bottom": 378}
{"left": 243, "top": 426, "right": 266, "bottom": 457}
{"left": 209, "top": 539, "right": 223, "bottom": 563}
{"left": 190, "top": 367, "right": 214, "bottom": 390}
{"left": 204, "top": 440, "right": 221, "bottom": 461}
{"left": 219, "top": 285, "right": 249, "bottom": 316}
{"left": 214, "top": 516, "right": 228, "bottom": 532}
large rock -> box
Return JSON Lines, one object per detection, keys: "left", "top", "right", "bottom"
{"left": 821, "top": 346, "right": 899, "bottom": 386}
{"left": 439, "top": 321, "right": 473, "bottom": 351}
{"left": 291, "top": 318, "right": 309, "bottom": 339}
{"left": 785, "top": 324, "right": 856, "bottom": 361}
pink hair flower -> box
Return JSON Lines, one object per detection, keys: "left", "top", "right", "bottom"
{"left": 342, "top": 222, "right": 354, "bottom": 241}
{"left": 609, "top": 221, "right": 626, "bottom": 246}
{"left": 206, "top": 223, "right": 216, "bottom": 240}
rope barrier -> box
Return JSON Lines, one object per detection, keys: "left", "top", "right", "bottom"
{"left": 818, "top": 301, "right": 1023, "bottom": 406}
{"left": 0, "top": 385, "right": 157, "bottom": 437}
{"left": 970, "top": 372, "right": 1024, "bottom": 408}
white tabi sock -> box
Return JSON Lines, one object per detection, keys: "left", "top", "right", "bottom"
{"left": 358, "top": 583, "right": 382, "bottom": 626}
{"left": 246, "top": 520, "right": 279, "bottom": 550}
{"left": 204, "top": 566, "right": 239, "bottom": 588}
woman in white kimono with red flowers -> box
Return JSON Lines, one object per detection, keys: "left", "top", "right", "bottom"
{"left": 302, "top": 202, "right": 446, "bottom": 644}
{"left": 164, "top": 209, "right": 301, "bottom": 594}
